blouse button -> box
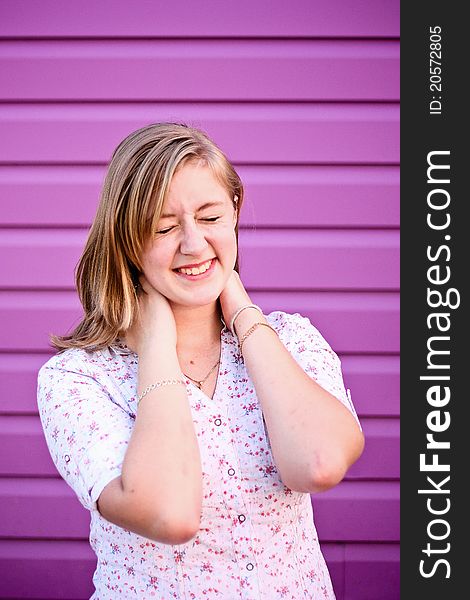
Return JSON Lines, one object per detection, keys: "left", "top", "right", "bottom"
{"left": 238, "top": 514, "right": 246, "bottom": 523}
{"left": 228, "top": 467, "right": 235, "bottom": 476}
{"left": 214, "top": 418, "right": 222, "bottom": 426}
{"left": 246, "top": 562, "right": 254, "bottom": 571}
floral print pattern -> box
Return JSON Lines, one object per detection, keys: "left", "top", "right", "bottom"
{"left": 37, "top": 312, "right": 360, "bottom": 599}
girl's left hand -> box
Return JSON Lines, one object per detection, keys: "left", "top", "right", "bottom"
{"left": 219, "top": 270, "right": 253, "bottom": 331}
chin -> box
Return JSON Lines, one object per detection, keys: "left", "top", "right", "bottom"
{"left": 171, "top": 289, "right": 222, "bottom": 308}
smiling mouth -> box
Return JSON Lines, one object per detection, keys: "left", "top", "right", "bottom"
{"left": 174, "top": 258, "right": 215, "bottom": 276}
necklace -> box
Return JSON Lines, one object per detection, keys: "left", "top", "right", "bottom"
{"left": 182, "top": 317, "right": 225, "bottom": 390}
{"left": 183, "top": 359, "right": 220, "bottom": 389}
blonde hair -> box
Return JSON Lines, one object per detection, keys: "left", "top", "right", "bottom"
{"left": 51, "top": 122, "right": 244, "bottom": 351}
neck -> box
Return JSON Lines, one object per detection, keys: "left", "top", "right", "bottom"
{"left": 171, "top": 301, "right": 223, "bottom": 354}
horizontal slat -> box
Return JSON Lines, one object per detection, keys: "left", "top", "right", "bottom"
{"left": 0, "top": 165, "right": 400, "bottom": 228}
{"left": 0, "top": 540, "right": 95, "bottom": 599}
{"left": 0, "top": 540, "right": 399, "bottom": 600}
{"left": 0, "top": 229, "right": 399, "bottom": 290}
{"left": 322, "top": 543, "right": 400, "bottom": 600}
{"left": 0, "top": 353, "right": 399, "bottom": 417}
{"left": 0, "top": 165, "right": 101, "bottom": 227}
{"left": 0, "top": 354, "right": 50, "bottom": 414}
{"left": 346, "top": 418, "right": 399, "bottom": 479}
{"left": 0, "top": 291, "right": 399, "bottom": 353}
{"left": 324, "top": 544, "right": 345, "bottom": 599}
{"left": 255, "top": 291, "right": 399, "bottom": 351}
{"left": 0, "top": 479, "right": 91, "bottom": 539}
{"left": 0, "top": 478, "right": 399, "bottom": 542}
{"left": 0, "top": 0, "right": 400, "bottom": 38}
{"left": 0, "top": 40, "right": 399, "bottom": 102}
{"left": 341, "top": 355, "right": 399, "bottom": 416}
{"left": 0, "top": 416, "right": 398, "bottom": 480}
{"left": 0, "top": 291, "right": 80, "bottom": 353}
{"left": 240, "top": 166, "right": 400, "bottom": 228}
{"left": 0, "top": 416, "right": 55, "bottom": 477}
{"left": 343, "top": 543, "right": 400, "bottom": 600}
{"left": 0, "top": 103, "right": 399, "bottom": 165}
{"left": 312, "top": 481, "right": 399, "bottom": 542}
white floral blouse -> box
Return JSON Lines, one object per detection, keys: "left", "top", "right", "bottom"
{"left": 37, "top": 311, "right": 360, "bottom": 600}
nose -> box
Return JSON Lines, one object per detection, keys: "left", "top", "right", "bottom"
{"left": 179, "top": 220, "right": 209, "bottom": 256}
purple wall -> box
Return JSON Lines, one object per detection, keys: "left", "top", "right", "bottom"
{"left": 0, "top": 1, "right": 399, "bottom": 598}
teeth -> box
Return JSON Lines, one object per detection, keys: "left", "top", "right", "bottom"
{"left": 178, "top": 259, "right": 212, "bottom": 275}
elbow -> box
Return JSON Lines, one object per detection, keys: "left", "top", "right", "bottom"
{"left": 101, "top": 486, "right": 201, "bottom": 544}
{"left": 308, "top": 463, "right": 347, "bottom": 493}
{"left": 140, "top": 507, "right": 201, "bottom": 545}
{"left": 279, "top": 426, "right": 366, "bottom": 494}
{"left": 151, "top": 517, "right": 200, "bottom": 545}
{"left": 355, "top": 429, "right": 366, "bottom": 462}
{"left": 127, "top": 479, "right": 202, "bottom": 544}
{"left": 281, "top": 459, "right": 347, "bottom": 494}
{"left": 308, "top": 432, "right": 365, "bottom": 494}
{"left": 143, "top": 495, "right": 202, "bottom": 544}
{"left": 169, "top": 524, "right": 200, "bottom": 545}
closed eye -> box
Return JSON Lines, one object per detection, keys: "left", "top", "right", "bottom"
{"left": 156, "top": 226, "right": 175, "bottom": 235}
{"left": 156, "top": 216, "right": 220, "bottom": 235}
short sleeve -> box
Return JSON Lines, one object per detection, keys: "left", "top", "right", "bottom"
{"left": 270, "top": 311, "right": 361, "bottom": 430}
{"left": 37, "top": 354, "right": 135, "bottom": 511}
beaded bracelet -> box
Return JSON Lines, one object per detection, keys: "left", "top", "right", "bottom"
{"left": 239, "top": 322, "right": 278, "bottom": 354}
{"left": 229, "top": 304, "right": 263, "bottom": 334}
{"left": 137, "top": 379, "right": 186, "bottom": 404}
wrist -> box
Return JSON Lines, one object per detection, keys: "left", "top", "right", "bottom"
{"left": 137, "top": 337, "right": 178, "bottom": 362}
{"left": 233, "top": 307, "right": 267, "bottom": 338}
{"left": 229, "top": 303, "right": 263, "bottom": 334}
{"left": 138, "top": 348, "right": 182, "bottom": 387}
{"left": 140, "top": 319, "right": 176, "bottom": 345}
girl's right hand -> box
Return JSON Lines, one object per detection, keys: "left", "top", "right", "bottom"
{"left": 124, "top": 274, "right": 177, "bottom": 355}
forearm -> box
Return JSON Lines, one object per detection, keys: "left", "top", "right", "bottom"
{"left": 235, "top": 310, "right": 364, "bottom": 493}
{"left": 119, "top": 344, "right": 202, "bottom": 533}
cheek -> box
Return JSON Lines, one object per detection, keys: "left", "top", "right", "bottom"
{"left": 141, "top": 246, "right": 168, "bottom": 278}
{"left": 222, "top": 230, "right": 238, "bottom": 268}
{"left": 215, "top": 228, "right": 237, "bottom": 255}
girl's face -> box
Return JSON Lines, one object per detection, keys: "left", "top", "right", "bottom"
{"left": 140, "top": 161, "right": 238, "bottom": 308}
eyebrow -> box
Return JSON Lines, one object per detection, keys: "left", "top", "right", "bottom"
{"left": 160, "top": 201, "right": 226, "bottom": 219}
